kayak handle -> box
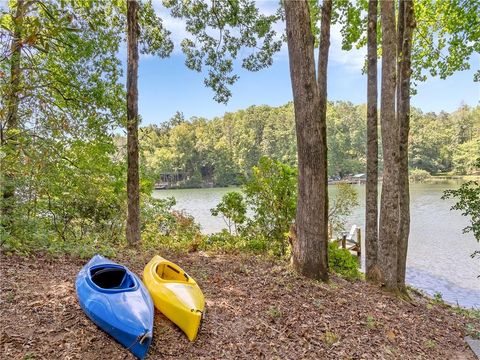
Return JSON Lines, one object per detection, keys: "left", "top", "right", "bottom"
{"left": 138, "top": 332, "right": 151, "bottom": 345}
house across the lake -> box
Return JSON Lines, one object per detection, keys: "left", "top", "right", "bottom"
{"left": 328, "top": 173, "right": 366, "bottom": 185}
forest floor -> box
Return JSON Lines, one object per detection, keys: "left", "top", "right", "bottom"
{"left": 1, "top": 250, "right": 479, "bottom": 360}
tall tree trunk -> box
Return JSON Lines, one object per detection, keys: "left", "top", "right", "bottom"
{"left": 396, "top": 0, "right": 415, "bottom": 290}
{"left": 284, "top": 0, "right": 328, "bottom": 281}
{"left": 316, "top": 0, "right": 332, "bottom": 281}
{"left": 365, "top": 0, "right": 380, "bottom": 281}
{"left": 378, "top": 0, "right": 399, "bottom": 290}
{"left": 126, "top": 0, "right": 140, "bottom": 246}
{"left": 2, "top": 0, "right": 24, "bottom": 226}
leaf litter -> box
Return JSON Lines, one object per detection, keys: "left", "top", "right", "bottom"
{"left": 0, "top": 250, "right": 478, "bottom": 359}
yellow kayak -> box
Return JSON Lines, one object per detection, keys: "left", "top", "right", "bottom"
{"left": 143, "top": 255, "right": 205, "bottom": 341}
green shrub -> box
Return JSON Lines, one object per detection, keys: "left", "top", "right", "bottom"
{"left": 201, "top": 230, "right": 268, "bottom": 254}
{"left": 329, "top": 182, "right": 359, "bottom": 234}
{"left": 245, "top": 238, "right": 268, "bottom": 253}
{"left": 328, "top": 242, "right": 361, "bottom": 280}
{"left": 207, "top": 158, "right": 359, "bottom": 258}
{"left": 210, "top": 192, "right": 246, "bottom": 234}
{"left": 409, "top": 168, "right": 431, "bottom": 182}
{"left": 201, "top": 230, "right": 245, "bottom": 252}
{"left": 1, "top": 136, "right": 129, "bottom": 256}
{"left": 142, "top": 196, "right": 202, "bottom": 251}
{"left": 242, "top": 157, "right": 297, "bottom": 256}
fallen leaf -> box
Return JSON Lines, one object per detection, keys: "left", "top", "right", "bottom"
{"left": 387, "top": 330, "right": 396, "bottom": 342}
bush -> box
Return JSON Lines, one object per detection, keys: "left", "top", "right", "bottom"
{"left": 410, "top": 168, "right": 431, "bottom": 182}
{"left": 243, "top": 157, "right": 297, "bottom": 256}
{"left": 329, "top": 182, "right": 359, "bottom": 234}
{"left": 202, "top": 230, "right": 244, "bottom": 252}
{"left": 328, "top": 242, "right": 361, "bottom": 280}
{"left": 207, "top": 158, "right": 359, "bottom": 258}
{"left": 201, "top": 230, "right": 268, "bottom": 254}
{"left": 210, "top": 192, "right": 246, "bottom": 235}
{"left": 141, "top": 196, "right": 202, "bottom": 250}
{"left": 1, "top": 136, "right": 129, "bottom": 257}
{"left": 1, "top": 214, "right": 122, "bottom": 259}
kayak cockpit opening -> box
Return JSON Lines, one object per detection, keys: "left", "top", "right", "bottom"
{"left": 155, "top": 263, "right": 190, "bottom": 282}
{"left": 90, "top": 266, "right": 135, "bottom": 290}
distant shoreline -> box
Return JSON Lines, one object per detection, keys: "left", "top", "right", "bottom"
{"left": 153, "top": 174, "right": 479, "bottom": 190}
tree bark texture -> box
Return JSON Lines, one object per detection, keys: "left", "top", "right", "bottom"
{"left": 2, "top": 0, "right": 24, "bottom": 225}
{"left": 126, "top": 0, "right": 141, "bottom": 246}
{"left": 378, "top": 0, "right": 399, "bottom": 290}
{"left": 316, "top": 0, "right": 332, "bottom": 281}
{"left": 284, "top": 0, "right": 328, "bottom": 281}
{"left": 396, "top": 0, "right": 415, "bottom": 289}
{"left": 365, "top": 0, "right": 379, "bottom": 281}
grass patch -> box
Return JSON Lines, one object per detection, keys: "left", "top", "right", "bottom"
{"left": 267, "top": 306, "right": 282, "bottom": 319}
{"left": 323, "top": 331, "right": 340, "bottom": 347}
{"left": 366, "top": 315, "right": 376, "bottom": 329}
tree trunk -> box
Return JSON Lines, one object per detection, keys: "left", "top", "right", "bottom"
{"left": 316, "top": 0, "right": 332, "bottom": 280}
{"left": 2, "top": 0, "right": 24, "bottom": 225}
{"left": 396, "top": 0, "right": 415, "bottom": 290}
{"left": 284, "top": 0, "right": 328, "bottom": 281}
{"left": 126, "top": 0, "right": 140, "bottom": 246}
{"left": 378, "top": 0, "right": 399, "bottom": 290}
{"left": 365, "top": 0, "right": 380, "bottom": 282}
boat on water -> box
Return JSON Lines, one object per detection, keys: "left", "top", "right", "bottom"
{"left": 75, "top": 255, "right": 154, "bottom": 359}
{"left": 143, "top": 255, "right": 205, "bottom": 341}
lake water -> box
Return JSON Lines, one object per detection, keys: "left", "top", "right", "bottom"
{"left": 153, "top": 184, "right": 480, "bottom": 308}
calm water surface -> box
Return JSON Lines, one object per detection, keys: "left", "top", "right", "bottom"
{"left": 153, "top": 184, "right": 480, "bottom": 308}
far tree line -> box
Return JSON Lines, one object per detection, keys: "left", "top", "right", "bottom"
{"left": 133, "top": 103, "right": 480, "bottom": 188}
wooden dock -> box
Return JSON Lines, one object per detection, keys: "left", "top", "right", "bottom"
{"left": 330, "top": 224, "right": 361, "bottom": 258}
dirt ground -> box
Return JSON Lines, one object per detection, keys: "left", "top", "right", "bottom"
{"left": 1, "top": 250, "right": 478, "bottom": 360}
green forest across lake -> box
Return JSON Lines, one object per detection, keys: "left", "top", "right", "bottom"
{"left": 137, "top": 102, "right": 479, "bottom": 188}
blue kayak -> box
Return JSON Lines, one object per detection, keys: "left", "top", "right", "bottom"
{"left": 75, "top": 255, "right": 154, "bottom": 359}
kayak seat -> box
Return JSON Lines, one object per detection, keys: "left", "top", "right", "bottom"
{"left": 91, "top": 267, "right": 135, "bottom": 289}
{"left": 156, "top": 263, "right": 188, "bottom": 282}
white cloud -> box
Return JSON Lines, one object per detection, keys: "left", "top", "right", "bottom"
{"left": 152, "top": 2, "right": 189, "bottom": 51}
{"left": 255, "top": 0, "right": 282, "bottom": 16}
{"left": 329, "top": 24, "right": 366, "bottom": 71}
{"left": 148, "top": 0, "right": 366, "bottom": 72}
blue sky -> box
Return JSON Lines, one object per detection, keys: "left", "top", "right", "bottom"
{"left": 135, "top": 1, "right": 479, "bottom": 126}
{"left": 137, "top": 52, "right": 479, "bottom": 126}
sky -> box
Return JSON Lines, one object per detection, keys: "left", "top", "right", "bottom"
{"left": 132, "top": 1, "right": 480, "bottom": 126}
{"left": 138, "top": 51, "right": 479, "bottom": 126}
